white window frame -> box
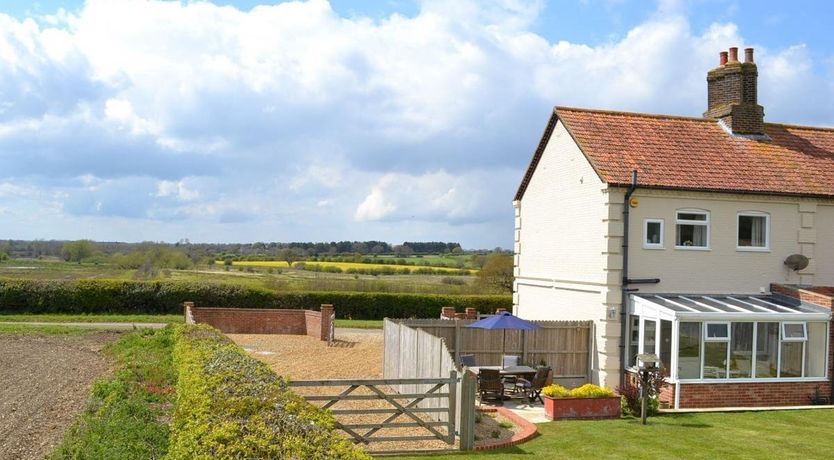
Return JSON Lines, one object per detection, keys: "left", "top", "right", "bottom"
{"left": 672, "top": 321, "right": 828, "bottom": 383}
{"left": 736, "top": 211, "right": 770, "bottom": 252}
{"left": 675, "top": 209, "right": 710, "bottom": 250}
{"left": 781, "top": 322, "right": 807, "bottom": 341}
{"left": 643, "top": 218, "right": 664, "bottom": 249}
{"left": 704, "top": 322, "right": 730, "bottom": 341}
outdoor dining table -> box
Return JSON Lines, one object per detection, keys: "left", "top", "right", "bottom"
{"left": 469, "top": 365, "right": 537, "bottom": 380}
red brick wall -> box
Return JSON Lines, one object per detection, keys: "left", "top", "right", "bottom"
{"left": 183, "top": 302, "right": 334, "bottom": 341}
{"left": 674, "top": 381, "right": 830, "bottom": 408}
{"left": 771, "top": 284, "right": 834, "bottom": 309}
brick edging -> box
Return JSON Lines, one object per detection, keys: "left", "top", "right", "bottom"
{"left": 474, "top": 406, "right": 539, "bottom": 451}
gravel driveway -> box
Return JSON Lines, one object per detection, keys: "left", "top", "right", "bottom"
{"left": 0, "top": 332, "right": 118, "bottom": 460}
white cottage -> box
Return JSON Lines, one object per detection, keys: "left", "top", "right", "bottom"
{"left": 513, "top": 47, "right": 834, "bottom": 408}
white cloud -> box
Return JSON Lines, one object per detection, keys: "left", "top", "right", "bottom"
{"left": 0, "top": 0, "right": 831, "bottom": 247}
{"left": 354, "top": 169, "right": 517, "bottom": 224}
{"left": 156, "top": 179, "right": 199, "bottom": 201}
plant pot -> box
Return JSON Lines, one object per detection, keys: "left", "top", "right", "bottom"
{"left": 543, "top": 395, "right": 621, "bottom": 420}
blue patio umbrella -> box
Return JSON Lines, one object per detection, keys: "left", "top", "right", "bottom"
{"left": 466, "top": 312, "right": 541, "bottom": 368}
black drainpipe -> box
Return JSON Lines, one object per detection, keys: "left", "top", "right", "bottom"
{"left": 619, "top": 171, "right": 638, "bottom": 389}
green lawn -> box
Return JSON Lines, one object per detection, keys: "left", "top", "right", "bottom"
{"left": 401, "top": 410, "right": 834, "bottom": 459}
{"left": 0, "top": 312, "right": 184, "bottom": 323}
{"left": 335, "top": 319, "right": 383, "bottom": 329}
{"left": 0, "top": 323, "right": 113, "bottom": 335}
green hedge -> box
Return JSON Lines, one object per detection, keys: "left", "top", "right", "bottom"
{"left": 0, "top": 278, "right": 511, "bottom": 319}
{"left": 167, "top": 325, "right": 368, "bottom": 459}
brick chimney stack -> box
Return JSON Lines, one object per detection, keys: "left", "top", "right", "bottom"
{"left": 704, "top": 47, "right": 764, "bottom": 135}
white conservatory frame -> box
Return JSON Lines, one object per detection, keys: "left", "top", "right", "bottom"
{"left": 627, "top": 293, "right": 831, "bottom": 409}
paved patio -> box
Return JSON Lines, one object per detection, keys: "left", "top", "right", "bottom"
{"left": 479, "top": 397, "right": 550, "bottom": 424}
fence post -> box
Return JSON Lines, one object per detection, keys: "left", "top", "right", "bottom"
{"left": 454, "top": 320, "right": 462, "bottom": 365}
{"left": 522, "top": 329, "right": 528, "bottom": 364}
{"left": 447, "top": 370, "right": 457, "bottom": 445}
{"left": 587, "top": 321, "right": 594, "bottom": 383}
{"left": 458, "top": 370, "right": 476, "bottom": 451}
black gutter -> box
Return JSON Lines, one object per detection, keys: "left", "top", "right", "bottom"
{"left": 627, "top": 278, "right": 661, "bottom": 284}
{"left": 619, "top": 170, "right": 638, "bottom": 389}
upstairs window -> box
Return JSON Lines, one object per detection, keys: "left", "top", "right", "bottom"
{"left": 675, "top": 209, "right": 709, "bottom": 249}
{"left": 643, "top": 219, "right": 664, "bottom": 249}
{"left": 737, "top": 212, "right": 769, "bottom": 251}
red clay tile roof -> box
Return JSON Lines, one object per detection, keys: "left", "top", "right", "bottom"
{"left": 514, "top": 106, "right": 834, "bottom": 200}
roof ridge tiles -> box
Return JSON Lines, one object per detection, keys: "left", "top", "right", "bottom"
{"left": 555, "top": 105, "right": 834, "bottom": 133}
{"left": 554, "top": 106, "right": 712, "bottom": 123}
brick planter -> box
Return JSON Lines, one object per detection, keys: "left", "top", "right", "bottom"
{"left": 543, "top": 396, "right": 621, "bottom": 420}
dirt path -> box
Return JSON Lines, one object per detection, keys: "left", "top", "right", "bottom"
{"left": 0, "top": 332, "right": 119, "bottom": 460}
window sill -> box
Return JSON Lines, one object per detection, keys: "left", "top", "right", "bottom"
{"left": 674, "top": 246, "right": 710, "bottom": 251}
{"left": 643, "top": 245, "right": 664, "bottom": 250}
{"left": 736, "top": 247, "right": 770, "bottom": 252}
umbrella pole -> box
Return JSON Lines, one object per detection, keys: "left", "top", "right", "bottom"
{"left": 501, "top": 329, "right": 506, "bottom": 369}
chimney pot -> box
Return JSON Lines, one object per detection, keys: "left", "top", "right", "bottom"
{"left": 719, "top": 51, "right": 728, "bottom": 65}
{"left": 705, "top": 47, "right": 764, "bottom": 135}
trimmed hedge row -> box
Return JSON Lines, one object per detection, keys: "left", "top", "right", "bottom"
{"left": 167, "top": 325, "right": 368, "bottom": 459}
{"left": 0, "top": 278, "right": 511, "bottom": 319}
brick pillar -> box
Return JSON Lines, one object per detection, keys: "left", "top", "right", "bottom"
{"left": 183, "top": 301, "right": 195, "bottom": 324}
{"left": 320, "top": 304, "right": 334, "bottom": 341}
{"left": 465, "top": 308, "right": 477, "bottom": 320}
{"left": 496, "top": 308, "right": 508, "bottom": 314}
{"left": 454, "top": 312, "right": 467, "bottom": 320}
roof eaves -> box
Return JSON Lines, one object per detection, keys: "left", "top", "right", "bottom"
{"left": 606, "top": 183, "right": 834, "bottom": 200}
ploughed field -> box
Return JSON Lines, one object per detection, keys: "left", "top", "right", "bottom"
{"left": 0, "top": 331, "right": 118, "bottom": 459}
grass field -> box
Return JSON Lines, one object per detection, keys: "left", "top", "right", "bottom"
{"left": 0, "top": 258, "right": 486, "bottom": 294}
{"left": 334, "top": 319, "right": 383, "bottom": 329}
{"left": 0, "top": 313, "right": 184, "bottom": 324}
{"left": 0, "top": 323, "right": 110, "bottom": 335}
{"left": 400, "top": 409, "right": 834, "bottom": 459}
{"left": 229, "top": 260, "right": 474, "bottom": 274}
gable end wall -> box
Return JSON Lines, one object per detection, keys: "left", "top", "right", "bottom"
{"left": 514, "top": 120, "right": 622, "bottom": 387}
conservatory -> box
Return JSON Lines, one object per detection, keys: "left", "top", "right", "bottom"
{"left": 627, "top": 293, "right": 832, "bottom": 409}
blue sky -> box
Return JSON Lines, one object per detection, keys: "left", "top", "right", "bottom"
{"left": 1, "top": 1, "right": 833, "bottom": 248}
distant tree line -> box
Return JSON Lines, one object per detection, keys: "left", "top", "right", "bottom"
{"left": 0, "top": 239, "right": 472, "bottom": 261}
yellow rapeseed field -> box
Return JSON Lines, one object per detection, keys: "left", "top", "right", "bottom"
{"left": 222, "top": 260, "right": 290, "bottom": 268}
{"left": 223, "top": 260, "right": 473, "bottom": 274}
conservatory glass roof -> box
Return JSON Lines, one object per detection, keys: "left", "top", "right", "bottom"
{"left": 631, "top": 294, "right": 832, "bottom": 321}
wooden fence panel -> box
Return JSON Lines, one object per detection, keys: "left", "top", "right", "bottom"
{"left": 382, "top": 319, "right": 474, "bottom": 446}
{"left": 391, "top": 319, "right": 592, "bottom": 381}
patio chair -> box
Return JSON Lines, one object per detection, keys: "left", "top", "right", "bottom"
{"left": 514, "top": 366, "right": 551, "bottom": 404}
{"left": 502, "top": 355, "right": 520, "bottom": 367}
{"left": 501, "top": 355, "right": 521, "bottom": 390}
{"left": 460, "top": 354, "right": 476, "bottom": 368}
{"left": 477, "top": 368, "right": 504, "bottom": 405}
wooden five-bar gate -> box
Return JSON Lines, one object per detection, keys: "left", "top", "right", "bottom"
{"left": 288, "top": 372, "right": 467, "bottom": 453}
